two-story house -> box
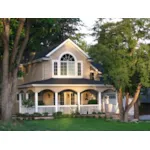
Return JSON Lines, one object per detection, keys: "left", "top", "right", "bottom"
{"left": 17, "top": 39, "right": 119, "bottom": 115}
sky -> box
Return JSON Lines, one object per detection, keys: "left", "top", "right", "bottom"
{"left": 80, "top": 18, "right": 123, "bottom": 45}
{"left": 80, "top": 18, "right": 97, "bottom": 45}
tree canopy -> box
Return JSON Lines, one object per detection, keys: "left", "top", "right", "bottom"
{"left": 89, "top": 18, "right": 150, "bottom": 121}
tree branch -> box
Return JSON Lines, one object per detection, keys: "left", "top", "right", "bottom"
{"left": 10, "top": 18, "right": 26, "bottom": 68}
{"left": 1, "top": 18, "right": 10, "bottom": 77}
{"left": 16, "top": 19, "right": 31, "bottom": 67}
{"left": 126, "top": 83, "right": 142, "bottom": 111}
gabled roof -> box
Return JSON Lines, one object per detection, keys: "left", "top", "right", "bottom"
{"left": 21, "top": 39, "right": 90, "bottom": 64}
{"left": 46, "top": 38, "right": 90, "bottom": 58}
{"left": 91, "top": 62, "right": 104, "bottom": 73}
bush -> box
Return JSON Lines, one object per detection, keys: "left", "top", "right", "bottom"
{"left": 22, "top": 99, "right": 34, "bottom": 107}
{"left": 16, "top": 113, "right": 22, "bottom": 117}
{"left": 53, "top": 111, "right": 63, "bottom": 118}
{"left": 33, "top": 112, "right": 42, "bottom": 117}
{"left": 88, "top": 99, "right": 97, "bottom": 104}
{"left": 43, "top": 112, "right": 49, "bottom": 116}
{"left": 92, "top": 111, "right": 97, "bottom": 114}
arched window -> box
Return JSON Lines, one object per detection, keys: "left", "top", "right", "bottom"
{"left": 61, "top": 54, "right": 75, "bottom": 61}
{"left": 60, "top": 54, "right": 75, "bottom": 76}
{"left": 53, "top": 53, "right": 82, "bottom": 77}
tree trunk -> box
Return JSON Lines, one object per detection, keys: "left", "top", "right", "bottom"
{"left": 134, "top": 99, "right": 139, "bottom": 120}
{"left": 1, "top": 73, "right": 17, "bottom": 121}
{"left": 1, "top": 18, "right": 30, "bottom": 121}
{"left": 123, "top": 110, "right": 129, "bottom": 122}
{"left": 117, "top": 88, "right": 124, "bottom": 121}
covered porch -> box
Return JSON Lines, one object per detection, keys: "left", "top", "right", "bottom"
{"left": 18, "top": 78, "right": 117, "bottom": 115}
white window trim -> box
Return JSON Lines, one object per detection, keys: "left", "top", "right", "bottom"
{"left": 77, "top": 61, "right": 83, "bottom": 77}
{"left": 52, "top": 59, "right": 83, "bottom": 78}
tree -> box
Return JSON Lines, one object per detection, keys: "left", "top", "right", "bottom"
{"left": 0, "top": 18, "right": 84, "bottom": 121}
{"left": 89, "top": 18, "right": 150, "bottom": 122}
{"left": 0, "top": 18, "right": 31, "bottom": 121}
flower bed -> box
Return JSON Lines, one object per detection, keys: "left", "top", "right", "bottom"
{"left": 13, "top": 112, "right": 54, "bottom": 120}
{"left": 52, "top": 111, "right": 107, "bottom": 119}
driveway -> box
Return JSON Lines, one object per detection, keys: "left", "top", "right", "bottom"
{"left": 139, "top": 115, "right": 150, "bottom": 121}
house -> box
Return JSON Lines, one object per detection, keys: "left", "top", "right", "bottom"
{"left": 16, "top": 39, "right": 132, "bottom": 115}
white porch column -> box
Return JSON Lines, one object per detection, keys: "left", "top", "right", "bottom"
{"left": 98, "top": 92, "right": 102, "bottom": 112}
{"left": 55, "top": 92, "right": 58, "bottom": 112}
{"left": 19, "top": 93, "right": 22, "bottom": 113}
{"left": 77, "top": 92, "right": 80, "bottom": 112}
{"left": 26, "top": 93, "right": 29, "bottom": 100}
{"left": 35, "top": 92, "right": 38, "bottom": 112}
{"left": 116, "top": 92, "right": 118, "bottom": 103}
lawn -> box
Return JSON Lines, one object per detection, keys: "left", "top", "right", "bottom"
{"left": 0, "top": 118, "right": 150, "bottom": 131}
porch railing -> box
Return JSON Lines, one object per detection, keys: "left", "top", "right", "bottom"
{"left": 58, "top": 105, "right": 77, "bottom": 114}
{"left": 20, "top": 104, "right": 119, "bottom": 114}
{"left": 21, "top": 106, "right": 35, "bottom": 114}
{"left": 80, "top": 105, "right": 99, "bottom": 114}
{"left": 38, "top": 105, "right": 55, "bottom": 114}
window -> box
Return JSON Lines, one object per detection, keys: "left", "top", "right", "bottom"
{"left": 54, "top": 62, "right": 58, "bottom": 75}
{"left": 60, "top": 54, "right": 75, "bottom": 76}
{"left": 53, "top": 53, "right": 83, "bottom": 77}
{"left": 77, "top": 63, "right": 81, "bottom": 76}
{"left": 90, "top": 72, "right": 94, "bottom": 80}
{"left": 61, "top": 62, "right": 67, "bottom": 75}
{"left": 17, "top": 94, "right": 19, "bottom": 101}
{"left": 61, "top": 54, "right": 75, "bottom": 61}
{"left": 60, "top": 93, "right": 64, "bottom": 105}
{"left": 71, "top": 93, "right": 75, "bottom": 105}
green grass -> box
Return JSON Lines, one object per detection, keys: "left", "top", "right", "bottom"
{"left": 0, "top": 118, "right": 150, "bottom": 131}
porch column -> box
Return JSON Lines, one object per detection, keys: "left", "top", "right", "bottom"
{"left": 35, "top": 92, "right": 38, "bottom": 112}
{"left": 98, "top": 92, "right": 102, "bottom": 112}
{"left": 77, "top": 92, "right": 80, "bottom": 112}
{"left": 26, "top": 93, "right": 29, "bottom": 100}
{"left": 19, "top": 93, "right": 22, "bottom": 113}
{"left": 116, "top": 91, "right": 118, "bottom": 103}
{"left": 55, "top": 92, "right": 58, "bottom": 112}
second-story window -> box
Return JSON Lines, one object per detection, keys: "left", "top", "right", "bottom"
{"left": 54, "top": 62, "right": 58, "bottom": 75}
{"left": 53, "top": 53, "right": 83, "bottom": 77}
{"left": 77, "top": 62, "right": 81, "bottom": 76}
{"left": 60, "top": 54, "right": 75, "bottom": 76}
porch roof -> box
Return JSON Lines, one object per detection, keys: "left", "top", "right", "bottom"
{"left": 19, "top": 78, "right": 105, "bottom": 87}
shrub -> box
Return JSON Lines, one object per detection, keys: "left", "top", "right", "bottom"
{"left": 53, "top": 111, "right": 63, "bottom": 118}
{"left": 22, "top": 99, "right": 34, "bottom": 108}
{"left": 33, "top": 112, "right": 42, "bottom": 117}
{"left": 92, "top": 111, "right": 97, "bottom": 114}
{"left": 16, "top": 113, "right": 22, "bottom": 117}
{"left": 88, "top": 99, "right": 97, "bottom": 104}
{"left": 98, "top": 112, "right": 103, "bottom": 114}
{"left": 43, "top": 112, "right": 49, "bottom": 116}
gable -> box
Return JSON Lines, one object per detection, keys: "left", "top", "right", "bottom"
{"left": 46, "top": 39, "right": 90, "bottom": 59}
{"left": 49, "top": 40, "right": 88, "bottom": 61}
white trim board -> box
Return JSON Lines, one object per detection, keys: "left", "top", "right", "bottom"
{"left": 46, "top": 39, "right": 90, "bottom": 58}
{"left": 18, "top": 84, "right": 113, "bottom": 88}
